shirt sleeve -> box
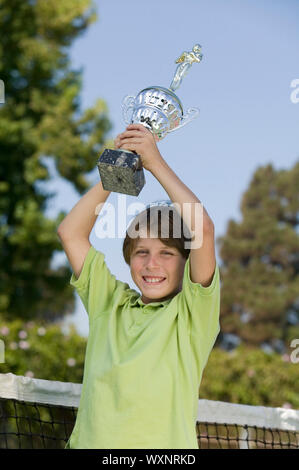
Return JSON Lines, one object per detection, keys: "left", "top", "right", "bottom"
{"left": 178, "top": 256, "right": 221, "bottom": 379}
{"left": 70, "top": 245, "right": 130, "bottom": 322}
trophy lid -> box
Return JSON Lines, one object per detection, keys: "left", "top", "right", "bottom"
{"left": 138, "top": 86, "right": 183, "bottom": 113}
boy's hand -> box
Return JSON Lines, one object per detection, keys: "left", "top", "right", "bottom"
{"left": 114, "top": 124, "right": 164, "bottom": 172}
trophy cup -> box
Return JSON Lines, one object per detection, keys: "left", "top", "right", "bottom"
{"left": 97, "top": 44, "right": 203, "bottom": 196}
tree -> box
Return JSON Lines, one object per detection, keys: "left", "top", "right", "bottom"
{"left": 217, "top": 161, "right": 299, "bottom": 351}
{"left": 0, "top": 0, "right": 111, "bottom": 321}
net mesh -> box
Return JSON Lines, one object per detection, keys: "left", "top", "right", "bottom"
{"left": 0, "top": 373, "right": 298, "bottom": 449}
{"left": 0, "top": 398, "right": 76, "bottom": 449}
{"left": 196, "top": 422, "right": 299, "bottom": 449}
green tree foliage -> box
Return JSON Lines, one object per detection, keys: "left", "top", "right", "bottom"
{"left": 200, "top": 346, "right": 299, "bottom": 409}
{"left": 0, "top": 319, "right": 86, "bottom": 383}
{"left": 217, "top": 161, "right": 299, "bottom": 349}
{"left": 0, "top": 0, "right": 111, "bottom": 321}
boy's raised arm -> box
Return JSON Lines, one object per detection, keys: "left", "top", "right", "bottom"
{"left": 57, "top": 181, "right": 111, "bottom": 279}
{"left": 115, "top": 124, "right": 215, "bottom": 287}
{"left": 148, "top": 157, "right": 216, "bottom": 288}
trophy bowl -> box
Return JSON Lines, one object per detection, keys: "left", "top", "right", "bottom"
{"left": 122, "top": 86, "right": 198, "bottom": 141}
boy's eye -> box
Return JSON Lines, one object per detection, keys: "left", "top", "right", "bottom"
{"left": 136, "top": 250, "right": 173, "bottom": 255}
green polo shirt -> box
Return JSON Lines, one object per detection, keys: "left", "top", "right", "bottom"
{"left": 66, "top": 245, "right": 220, "bottom": 449}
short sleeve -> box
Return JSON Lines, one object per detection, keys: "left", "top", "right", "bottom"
{"left": 70, "top": 245, "right": 129, "bottom": 322}
{"left": 178, "top": 257, "right": 221, "bottom": 378}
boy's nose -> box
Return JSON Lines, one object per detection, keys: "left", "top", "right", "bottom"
{"left": 145, "top": 255, "right": 160, "bottom": 268}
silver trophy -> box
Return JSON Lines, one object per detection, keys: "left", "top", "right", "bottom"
{"left": 97, "top": 44, "right": 203, "bottom": 196}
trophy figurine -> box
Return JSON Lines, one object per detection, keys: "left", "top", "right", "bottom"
{"left": 97, "top": 44, "right": 203, "bottom": 196}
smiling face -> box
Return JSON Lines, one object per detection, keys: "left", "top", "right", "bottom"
{"left": 130, "top": 233, "right": 186, "bottom": 304}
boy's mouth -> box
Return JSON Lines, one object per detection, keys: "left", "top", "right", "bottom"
{"left": 142, "top": 276, "right": 166, "bottom": 285}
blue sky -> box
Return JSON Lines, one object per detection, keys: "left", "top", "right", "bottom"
{"left": 46, "top": 0, "right": 299, "bottom": 337}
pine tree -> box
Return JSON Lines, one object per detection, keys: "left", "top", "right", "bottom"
{"left": 217, "top": 161, "right": 299, "bottom": 351}
{"left": 0, "top": 0, "right": 111, "bottom": 321}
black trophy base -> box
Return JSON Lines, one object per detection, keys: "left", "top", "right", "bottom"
{"left": 97, "top": 148, "right": 145, "bottom": 196}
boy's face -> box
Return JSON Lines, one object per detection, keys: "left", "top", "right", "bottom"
{"left": 129, "top": 234, "right": 186, "bottom": 304}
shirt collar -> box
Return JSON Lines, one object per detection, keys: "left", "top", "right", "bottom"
{"left": 129, "top": 291, "right": 172, "bottom": 308}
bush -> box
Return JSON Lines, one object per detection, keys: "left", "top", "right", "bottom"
{"left": 199, "top": 345, "right": 299, "bottom": 409}
{"left": 0, "top": 319, "right": 86, "bottom": 383}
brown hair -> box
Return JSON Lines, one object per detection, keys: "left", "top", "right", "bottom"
{"left": 122, "top": 205, "right": 192, "bottom": 265}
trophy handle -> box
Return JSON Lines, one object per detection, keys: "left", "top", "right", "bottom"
{"left": 168, "top": 107, "right": 200, "bottom": 133}
{"left": 122, "top": 95, "right": 136, "bottom": 125}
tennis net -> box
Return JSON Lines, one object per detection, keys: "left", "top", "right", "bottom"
{"left": 0, "top": 373, "right": 298, "bottom": 449}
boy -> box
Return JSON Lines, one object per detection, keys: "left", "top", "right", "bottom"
{"left": 57, "top": 124, "right": 220, "bottom": 449}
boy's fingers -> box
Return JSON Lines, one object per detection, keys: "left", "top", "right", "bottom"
{"left": 120, "top": 130, "right": 143, "bottom": 139}
{"left": 126, "top": 123, "right": 143, "bottom": 129}
{"left": 126, "top": 124, "right": 149, "bottom": 133}
{"left": 118, "top": 138, "right": 142, "bottom": 145}
{"left": 121, "top": 142, "right": 138, "bottom": 152}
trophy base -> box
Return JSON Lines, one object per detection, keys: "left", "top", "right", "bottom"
{"left": 97, "top": 148, "right": 145, "bottom": 196}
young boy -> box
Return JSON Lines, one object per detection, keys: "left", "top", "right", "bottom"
{"left": 57, "top": 124, "right": 220, "bottom": 449}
